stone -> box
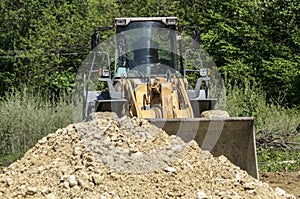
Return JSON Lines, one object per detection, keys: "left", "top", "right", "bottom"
{"left": 199, "top": 150, "right": 211, "bottom": 159}
{"left": 60, "top": 175, "right": 69, "bottom": 182}
{"left": 63, "top": 181, "right": 70, "bottom": 189}
{"left": 163, "top": 165, "right": 176, "bottom": 173}
{"left": 275, "top": 187, "right": 286, "bottom": 196}
{"left": 6, "top": 178, "right": 13, "bottom": 187}
{"left": 69, "top": 175, "right": 77, "bottom": 187}
{"left": 218, "top": 155, "right": 228, "bottom": 163}
{"left": 46, "top": 193, "right": 56, "bottom": 199}
{"left": 197, "top": 191, "right": 207, "bottom": 199}
{"left": 38, "top": 165, "right": 44, "bottom": 172}
{"left": 92, "top": 174, "right": 104, "bottom": 185}
{"left": 41, "top": 186, "right": 50, "bottom": 195}
{"left": 26, "top": 186, "right": 37, "bottom": 195}
{"left": 286, "top": 194, "right": 296, "bottom": 199}
{"left": 243, "top": 182, "right": 255, "bottom": 190}
{"left": 73, "top": 146, "right": 81, "bottom": 156}
{"left": 103, "top": 137, "right": 111, "bottom": 146}
{"left": 100, "top": 195, "right": 107, "bottom": 199}
{"left": 79, "top": 170, "right": 90, "bottom": 181}
{"left": 235, "top": 173, "right": 242, "bottom": 182}
{"left": 200, "top": 110, "right": 230, "bottom": 118}
{"left": 77, "top": 179, "right": 86, "bottom": 188}
{"left": 130, "top": 151, "right": 143, "bottom": 159}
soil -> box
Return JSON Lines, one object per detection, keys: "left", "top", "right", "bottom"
{"left": 260, "top": 171, "right": 300, "bottom": 199}
{"left": 0, "top": 112, "right": 297, "bottom": 198}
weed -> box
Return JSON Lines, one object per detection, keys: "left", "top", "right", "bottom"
{"left": 257, "top": 147, "right": 300, "bottom": 172}
{"left": 0, "top": 88, "right": 73, "bottom": 165}
{"left": 225, "top": 79, "right": 300, "bottom": 171}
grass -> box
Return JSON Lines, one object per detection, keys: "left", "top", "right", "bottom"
{"left": 257, "top": 147, "right": 300, "bottom": 172}
{"left": 226, "top": 80, "right": 299, "bottom": 132}
{"left": 0, "top": 88, "right": 73, "bottom": 165}
{"left": 226, "top": 80, "right": 300, "bottom": 172}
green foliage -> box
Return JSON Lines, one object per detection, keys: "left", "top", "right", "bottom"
{"left": 0, "top": 0, "right": 90, "bottom": 95}
{"left": 226, "top": 79, "right": 299, "bottom": 133}
{"left": 226, "top": 79, "right": 300, "bottom": 172}
{"left": 0, "top": 151, "right": 25, "bottom": 167}
{"left": 226, "top": 79, "right": 266, "bottom": 118}
{"left": 198, "top": 0, "right": 300, "bottom": 106}
{"left": 0, "top": 126, "right": 12, "bottom": 156}
{"left": 0, "top": 88, "right": 73, "bottom": 165}
{"left": 258, "top": 147, "right": 300, "bottom": 172}
{"left": 0, "top": 0, "right": 299, "bottom": 106}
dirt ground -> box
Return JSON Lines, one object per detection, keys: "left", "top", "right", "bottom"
{"left": 260, "top": 171, "right": 300, "bottom": 198}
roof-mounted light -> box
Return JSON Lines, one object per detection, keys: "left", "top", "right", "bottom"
{"left": 115, "top": 19, "right": 127, "bottom": 26}
{"left": 166, "top": 18, "right": 177, "bottom": 25}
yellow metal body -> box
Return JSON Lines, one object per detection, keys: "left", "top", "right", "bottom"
{"left": 122, "top": 76, "right": 194, "bottom": 119}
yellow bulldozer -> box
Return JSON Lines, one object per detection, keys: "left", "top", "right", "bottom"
{"left": 81, "top": 17, "right": 258, "bottom": 178}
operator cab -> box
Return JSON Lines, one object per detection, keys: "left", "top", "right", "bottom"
{"left": 114, "top": 17, "right": 178, "bottom": 78}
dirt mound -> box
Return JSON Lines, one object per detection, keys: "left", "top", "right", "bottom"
{"left": 0, "top": 113, "right": 296, "bottom": 198}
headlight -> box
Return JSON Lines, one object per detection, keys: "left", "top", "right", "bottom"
{"left": 200, "top": 68, "right": 211, "bottom": 77}
{"left": 102, "top": 69, "right": 110, "bottom": 77}
{"left": 98, "top": 68, "right": 110, "bottom": 78}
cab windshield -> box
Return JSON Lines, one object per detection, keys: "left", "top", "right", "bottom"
{"left": 115, "top": 21, "right": 178, "bottom": 77}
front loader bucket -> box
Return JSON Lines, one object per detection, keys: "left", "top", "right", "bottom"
{"left": 148, "top": 117, "right": 258, "bottom": 179}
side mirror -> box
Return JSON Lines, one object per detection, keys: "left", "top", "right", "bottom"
{"left": 91, "top": 30, "right": 100, "bottom": 50}
{"left": 192, "top": 29, "right": 201, "bottom": 49}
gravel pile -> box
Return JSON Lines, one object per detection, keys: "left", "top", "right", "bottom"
{"left": 0, "top": 112, "right": 296, "bottom": 198}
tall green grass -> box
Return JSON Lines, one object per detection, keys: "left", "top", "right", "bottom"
{"left": 0, "top": 89, "right": 73, "bottom": 165}
{"left": 226, "top": 80, "right": 299, "bottom": 135}
{"left": 225, "top": 80, "right": 300, "bottom": 171}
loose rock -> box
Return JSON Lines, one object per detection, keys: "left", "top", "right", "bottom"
{"left": 0, "top": 112, "right": 294, "bottom": 198}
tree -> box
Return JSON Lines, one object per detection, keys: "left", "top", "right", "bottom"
{"left": 0, "top": 0, "right": 299, "bottom": 105}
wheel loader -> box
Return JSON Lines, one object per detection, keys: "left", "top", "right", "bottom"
{"left": 81, "top": 17, "right": 258, "bottom": 178}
